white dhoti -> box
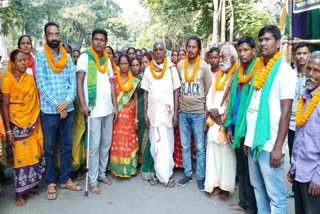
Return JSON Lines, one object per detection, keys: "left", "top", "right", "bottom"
{"left": 204, "top": 140, "right": 236, "bottom": 193}
{"left": 149, "top": 127, "right": 174, "bottom": 184}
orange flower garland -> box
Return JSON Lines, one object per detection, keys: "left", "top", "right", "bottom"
{"left": 89, "top": 45, "right": 109, "bottom": 75}
{"left": 215, "top": 63, "right": 238, "bottom": 91}
{"left": 150, "top": 58, "right": 168, "bottom": 79}
{"left": 253, "top": 51, "right": 282, "bottom": 90}
{"left": 238, "top": 58, "right": 260, "bottom": 84}
{"left": 184, "top": 55, "right": 200, "bottom": 82}
{"left": 295, "top": 87, "right": 320, "bottom": 127}
{"left": 117, "top": 69, "right": 133, "bottom": 92}
{"left": 44, "top": 43, "right": 68, "bottom": 73}
{"left": 112, "top": 61, "right": 119, "bottom": 73}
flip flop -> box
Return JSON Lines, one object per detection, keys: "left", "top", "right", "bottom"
{"left": 285, "top": 190, "right": 294, "bottom": 198}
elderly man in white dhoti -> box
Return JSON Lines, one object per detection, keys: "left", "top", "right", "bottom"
{"left": 204, "top": 44, "right": 238, "bottom": 201}
{"left": 141, "top": 39, "right": 180, "bottom": 187}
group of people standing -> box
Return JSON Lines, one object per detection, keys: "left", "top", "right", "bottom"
{"left": 0, "top": 21, "right": 319, "bottom": 214}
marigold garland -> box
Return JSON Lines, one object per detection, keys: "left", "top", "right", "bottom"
{"left": 117, "top": 69, "right": 133, "bottom": 92}
{"left": 253, "top": 51, "right": 282, "bottom": 90}
{"left": 238, "top": 58, "right": 260, "bottom": 84}
{"left": 112, "top": 62, "right": 119, "bottom": 73}
{"left": 215, "top": 63, "right": 238, "bottom": 91}
{"left": 90, "top": 45, "right": 109, "bottom": 75}
{"left": 150, "top": 58, "right": 168, "bottom": 79}
{"left": 184, "top": 55, "right": 200, "bottom": 82}
{"left": 295, "top": 87, "right": 320, "bottom": 127}
{"left": 44, "top": 43, "right": 68, "bottom": 73}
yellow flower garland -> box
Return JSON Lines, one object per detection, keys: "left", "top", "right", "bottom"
{"left": 117, "top": 69, "right": 133, "bottom": 92}
{"left": 238, "top": 58, "right": 260, "bottom": 84}
{"left": 90, "top": 45, "right": 109, "bottom": 75}
{"left": 184, "top": 55, "right": 200, "bottom": 82}
{"left": 150, "top": 58, "right": 168, "bottom": 79}
{"left": 295, "top": 87, "right": 320, "bottom": 127}
{"left": 44, "top": 43, "right": 68, "bottom": 73}
{"left": 112, "top": 62, "right": 119, "bottom": 73}
{"left": 253, "top": 51, "right": 282, "bottom": 90}
{"left": 216, "top": 63, "right": 238, "bottom": 91}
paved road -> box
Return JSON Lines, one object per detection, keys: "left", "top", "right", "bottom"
{"left": 0, "top": 152, "right": 294, "bottom": 214}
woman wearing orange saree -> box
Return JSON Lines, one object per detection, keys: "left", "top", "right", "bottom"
{"left": 109, "top": 54, "right": 140, "bottom": 178}
{"left": 2, "top": 49, "right": 45, "bottom": 206}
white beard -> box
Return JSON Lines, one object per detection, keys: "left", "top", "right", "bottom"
{"left": 220, "top": 61, "right": 231, "bottom": 72}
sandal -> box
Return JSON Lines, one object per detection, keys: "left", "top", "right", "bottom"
{"left": 46, "top": 184, "right": 57, "bottom": 200}
{"left": 60, "top": 179, "right": 82, "bottom": 191}
{"left": 285, "top": 190, "right": 294, "bottom": 198}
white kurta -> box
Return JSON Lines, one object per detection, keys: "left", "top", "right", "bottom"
{"left": 141, "top": 60, "right": 180, "bottom": 184}
{"left": 204, "top": 74, "right": 236, "bottom": 193}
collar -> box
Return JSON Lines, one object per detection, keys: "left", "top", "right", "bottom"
{"left": 303, "top": 85, "right": 320, "bottom": 99}
{"left": 294, "top": 67, "right": 306, "bottom": 78}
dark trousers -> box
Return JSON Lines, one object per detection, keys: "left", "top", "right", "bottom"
{"left": 293, "top": 181, "right": 320, "bottom": 214}
{"left": 288, "top": 129, "right": 295, "bottom": 163}
{"left": 41, "top": 111, "right": 74, "bottom": 185}
{"left": 236, "top": 138, "right": 257, "bottom": 214}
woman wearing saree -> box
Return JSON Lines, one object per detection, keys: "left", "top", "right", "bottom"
{"left": 109, "top": 54, "right": 140, "bottom": 178}
{"left": 2, "top": 49, "right": 45, "bottom": 206}
{"left": 18, "top": 35, "right": 35, "bottom": 78}
{"left": 131, "top": 58, "right": 155, "bottom": 180}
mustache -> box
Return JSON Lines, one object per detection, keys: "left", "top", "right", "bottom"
{"left": 306, "top": 78, "right": 316, "bottom": 84}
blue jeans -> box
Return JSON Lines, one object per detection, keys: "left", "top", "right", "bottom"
{"left": 248, "top": 149, "right": 287, "bottom": 214}
{"left": 179, "top": 111, "right": 206, "bottom": 180}
{"left": 41, "top": 111, "right": 74, "bottom": 185}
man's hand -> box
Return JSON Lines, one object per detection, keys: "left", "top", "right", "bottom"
{"left": 144, "top": 114, "right": 151, "bottom": 130}
{"left": 60, "top": 110, "right": 67, "bottom": 119}
{"left": 213, "top": 115, "right": 222, "bottom": 125}
{"left": 80, "top": 105, "right": 90, "bottom": 117}
{"left": 113, "top": 108, "right": 118, "bottom": 122}
{"left": 287, "top": 171, "right": 294, "bottom": 184}
{"left": 7, "top": 134, "right": 15, "bottom": 147}
{"left": 56, "top": 101, "right": 69, "bottom": 113}
{"left": 270, "top": 147, "right": 282, "bottom": 168}
{"left": 243, "top": 145, "right": 248, "bottom": 157}
{"left": 308, "top": 181, "right": 320, "bottom": 196}
{"left": 209, "top": 108, "right": 220, "bottom": 119}
{"left": 172, "top": 114, "right": 178, "bottom": 128}
{"left": 227, "top": 130, "right": 233, "bottom": 146}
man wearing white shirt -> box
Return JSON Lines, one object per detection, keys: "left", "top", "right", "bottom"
{"left": 76, "top": 29, "right": 117, "bottom": 195}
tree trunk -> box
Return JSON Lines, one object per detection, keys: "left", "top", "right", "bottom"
{"left": 228, "top": 0, "right": 234, "bottom": 43}
{"left": 212, "top": 0, "right": 219, "bottom": 45}
{"left": 221, "top": 0, "right": 226, "bottom": 43}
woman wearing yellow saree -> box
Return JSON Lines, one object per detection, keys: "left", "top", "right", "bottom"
{"left": 109, "top": 54, "right": 140, "bottom": 177}
{"left": 2, "top": 49, "right": 45, "bottom": 206}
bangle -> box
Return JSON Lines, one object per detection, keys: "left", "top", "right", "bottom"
{"left": 135, "top": 118, "right": 139, "bottom": 122}
{"left": 5, "top": 130, "right": 12, "bottom": 134}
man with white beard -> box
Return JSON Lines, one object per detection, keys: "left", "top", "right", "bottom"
{"left": 204, "top": 44, "right": 238, "bottom": 201}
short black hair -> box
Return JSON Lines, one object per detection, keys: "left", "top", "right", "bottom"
{"left": 118, "top": 54, "right": 132, "bottom": 67}
{"left": 258, "top": 25, "right": 281, "bottom": 41}
{"left": 136, "top": 49, "right": 142, "bottom": 54}
{"left": 10, "top": 49, "right": 24, "bottom": 62}
{"left": 295, "top": 42, "right": 310, "bottom": 52}
{"left": 18, "top": 35, "right": 32, "bottom": 49}
{"left": 186, "top": 35, "right": 202, "bottom": 51}
{"left": 237, "top": 36, "right": 256, "bottom": 49}
{"left": 106, "top": 46, "right": 115, "bottom": 56}
{"left": 141, "top": 48, "right": 147, "bottom": 52}
{"left": 126, "top": 47, "right": 136, "bottom": 54}
{"left": 73, "top": 50, "right": 80, "bottom": 54}
{"left": 92, "top": 28, "right": 108, "bottom": 42}
{"left": 141, "top": 51, "right": 152, "bottom": 62}
{"left": 208, "top": 47, "right": 220, "bottom": 55}
{"left": 44, "top": 22, "right": 59, "bottom": 35}
{"left": 62, "top": 43, "right": 72, "bottom": 52}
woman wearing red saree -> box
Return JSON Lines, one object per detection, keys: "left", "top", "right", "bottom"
{"left": 109, "top": 54, "right": 140, "bottom": 178}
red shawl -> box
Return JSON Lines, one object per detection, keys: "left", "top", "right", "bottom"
{"left": 28, "top": 55, "right": 36, "bottom": 78}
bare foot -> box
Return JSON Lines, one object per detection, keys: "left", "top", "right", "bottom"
{"left": 90, "top": 185, "right": 101, "bottom": 195}
{"left": 0, "top": 190, "right": 5, "bottom": 197}
{"left": 16, "top": 196, "right": 26, "bottom": 206}
{"left": 26, "top": 191, "right": 39, "bottom": 198}
{"left": 218, "top": 191, "right": 230, "bottom": 201}
{"left": 100, "top": 177, "right": 112, "bottom": 185}
{"left": 209, "top": 187, "right": 222, "bottom": 196}
{"left": 227, "top": 203, "right": 246, "bottom": 212}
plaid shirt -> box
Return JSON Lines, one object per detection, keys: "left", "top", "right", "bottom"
{"left": 35, "top": 48, "right": 76, "bottom": 114}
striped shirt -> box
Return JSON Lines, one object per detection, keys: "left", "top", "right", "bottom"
{"left": 35, "top": 48, "right": 76, "bottom": 114}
